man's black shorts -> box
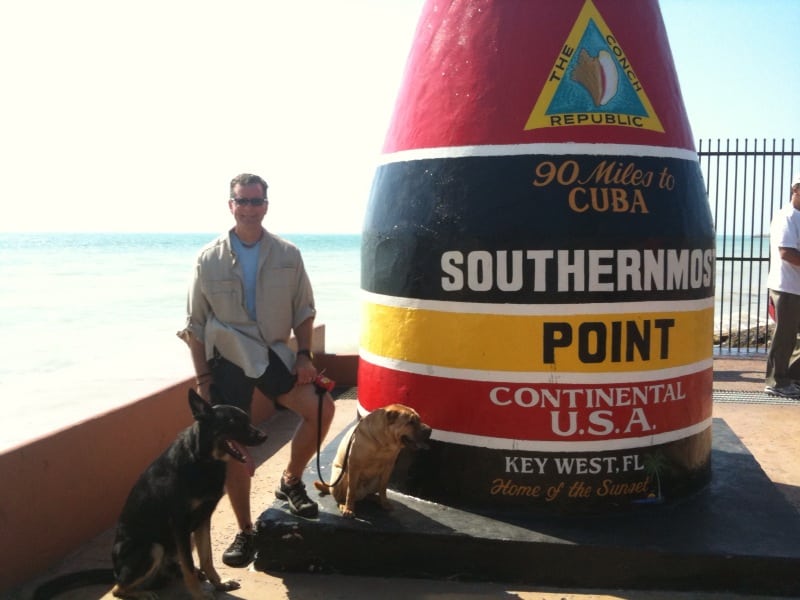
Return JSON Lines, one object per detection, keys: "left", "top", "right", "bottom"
{"left": 209, "top": 348, "right": 296, "bottom": 414}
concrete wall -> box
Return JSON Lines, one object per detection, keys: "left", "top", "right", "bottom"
{"left": 0, "top": 350, "right": 357, "bottom": 593}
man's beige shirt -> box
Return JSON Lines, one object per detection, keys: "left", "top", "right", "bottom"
{"left": 179, "top": 229, "right": 316, "bottom": 377}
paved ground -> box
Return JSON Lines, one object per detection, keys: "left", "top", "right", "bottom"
{"left": 11, "top": 355, "right": 800, "bottom": 600}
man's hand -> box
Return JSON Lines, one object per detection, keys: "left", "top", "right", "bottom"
{"left": 294, "top": 354, "right": 317, "bottom": 385}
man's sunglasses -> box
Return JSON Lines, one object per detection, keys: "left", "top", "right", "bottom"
{"left": 232, "top": 197, "right": 267, "bottom": 207}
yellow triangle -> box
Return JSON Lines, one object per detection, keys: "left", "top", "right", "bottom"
{"left": 524, "top": 0, "right": 664, "bottom": 133}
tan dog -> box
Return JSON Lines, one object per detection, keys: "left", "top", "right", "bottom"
{"left": 314, "top": 403, "right": 431, "bottom": 518}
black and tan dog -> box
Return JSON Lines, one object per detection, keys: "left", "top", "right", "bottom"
{"left": 314, "top": 403, "right": 431, "bottom": 518}
{"left": 33, "top": 387, "right": 267, "bottom": 600}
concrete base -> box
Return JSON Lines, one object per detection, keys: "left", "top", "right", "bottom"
{"left": 254, "top": 418, "right": 800, "bottom": 597}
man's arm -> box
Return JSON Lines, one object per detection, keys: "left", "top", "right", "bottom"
{"left": 293, "top": 316, "right": 314, "bottom": 353}
{"left": 184, "top": 332, "right": 213, "bottom": 399}
{"left": 779, "top": 246, "right": 800, "bottom": 266}
{"left": 292, "top": 316, "right": 316, "bottom": 384}
{"left": 178, "top": 259, "right": 214, "bottom": 398}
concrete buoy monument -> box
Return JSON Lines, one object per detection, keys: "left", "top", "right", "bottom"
{"left": 359, "top": 0, "right": 714, "bottom": 511}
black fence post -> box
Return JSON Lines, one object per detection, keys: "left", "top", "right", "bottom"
{"left": 701, "top": 138, "right": 799, "bottom": 354}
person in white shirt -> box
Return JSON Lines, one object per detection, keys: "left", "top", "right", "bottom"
{"left": 765, "top": 174, "right": 800, "bottom": 398}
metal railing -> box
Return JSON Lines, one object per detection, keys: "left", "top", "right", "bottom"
{"left": 699, "top": 138, "right": 799, "bottom": 354}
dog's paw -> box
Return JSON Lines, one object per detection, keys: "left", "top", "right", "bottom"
{"left": 339, "top": 503, "right": 356, "bottom": 518}
{"left": 215, "top": 579, "right": 241, "bottom": 591}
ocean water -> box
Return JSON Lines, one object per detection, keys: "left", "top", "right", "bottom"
{"left": 713, "top": 234, "right": 771, "bottom": 334}
{"left": 0, "top": 232, "right": 361, "bottom": 450}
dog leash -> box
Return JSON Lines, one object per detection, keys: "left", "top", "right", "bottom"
{"left": 313, "top": 371, "right": 357, "bottom": 488}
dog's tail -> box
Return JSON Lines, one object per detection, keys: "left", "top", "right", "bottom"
{"left": 32, "top": 568, "right": 114, "bottom": 600}
{"left": 313, "top": 480, "right": 330, "bottom": 495}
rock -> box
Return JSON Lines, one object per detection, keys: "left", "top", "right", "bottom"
{"left": 714, "top": 323, "right": 774, "bottom": 348}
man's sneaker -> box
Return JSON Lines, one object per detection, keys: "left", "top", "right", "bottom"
{"left": 764, "top": 383, "right": 800, "bottom": 398}
{"left": 222, "top": 530, "right": 255, "bottom": 567}
{"left": 275, "top": 478, "right": 319, "bottom": 518}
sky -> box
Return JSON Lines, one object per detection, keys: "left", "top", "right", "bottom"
{"left": 0, "top": 0, "right": 798, "bottom": 234}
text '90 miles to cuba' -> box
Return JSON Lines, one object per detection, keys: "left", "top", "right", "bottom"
{"left": 533, "top": 158, "right": 676, "bottom": 214}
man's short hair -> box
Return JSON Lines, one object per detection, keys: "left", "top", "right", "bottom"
{"left": 230, "top": 173, "right": 268, "bottom": 198}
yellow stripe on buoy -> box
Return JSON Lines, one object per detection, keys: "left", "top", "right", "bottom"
{"left": 361, "top": 299, "right": 713, "bottom": 373}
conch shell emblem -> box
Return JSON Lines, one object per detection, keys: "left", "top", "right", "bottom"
{"left": 571, "top": 48, "right": 619, "bottom": 106}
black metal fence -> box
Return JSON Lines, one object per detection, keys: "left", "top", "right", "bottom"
{"left": 699, "top": 138, "right": 800, "bottom": 354}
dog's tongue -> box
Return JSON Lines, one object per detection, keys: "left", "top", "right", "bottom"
{"left": 232, "top": 441, "right": 255, "bottom": 477}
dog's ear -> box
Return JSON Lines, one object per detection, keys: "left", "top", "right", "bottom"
{"left": 385, "top": 408, "right": 400, "bottom": 424}
{"left": 188, "top": 388, "right": 214, "bottom": 420}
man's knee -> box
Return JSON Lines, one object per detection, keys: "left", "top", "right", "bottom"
{"left": 281, "top": 384, "right": 333, "bottom": 420}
